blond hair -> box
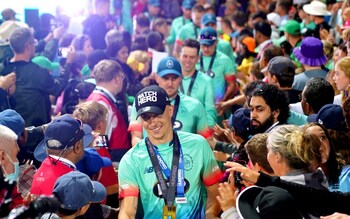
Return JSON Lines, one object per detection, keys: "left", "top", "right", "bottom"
{"left": 267, "top": 125, "right": 322, "bottom": 171}
{"left": 336, "top": 56, "right": 350, "bottom": 103}
{"left": 127, "top": 50, "right": 150, "bottom": 73}
{"left": 73, "top": 100, "right": 108, "bottom": 130}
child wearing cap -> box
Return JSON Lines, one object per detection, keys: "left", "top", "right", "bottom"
{"left": 41, "top": 171, "right": 106, "bottom": 219}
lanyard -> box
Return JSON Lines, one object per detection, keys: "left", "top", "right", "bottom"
{"left": 200, "top": 51, "right": 216, "bottom": 78}
{"left": 193, "top": 24, "right": 198, "bottom": 39}
{"left": 95, "top": 88, "right": 116, "bottom": 105}
{"left": 171, "top": 95, "right": 180, "bottom": 126}
{"left": 179, "top": 70, "right": 197, "bottom": 96}
{"left": 145, "top": 132, "right": 184, "bottom": 209}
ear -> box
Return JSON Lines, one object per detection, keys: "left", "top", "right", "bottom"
{"left": 271, "top": 75, "right": 278, "bottom": 84}
{"left": 168, "top": 105, "right": 174, "bottom": 118}
{"left": 0, "top": 149, "right": 5, "bottom": 165}
{"left": 73, "top": 141, "right": 83, "bottom": 154}
{"left": 272, "top": 109, "right": 280, "bottom": 119}
{"left": 95, "top": 121, "right": 104, "bottom": 133}
{"left": 77, "top": 203, "right": 91, "bottom": 216}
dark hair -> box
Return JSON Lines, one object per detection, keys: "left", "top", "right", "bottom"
{"left": 262, "top": 46, "right": 284, "bottom": 63}
{"left": 268, "top": 1, "right": 277, "bottom": 13}
{"left": 136, "top": 13, "right": 150, "bottom": 27}
{"left": 249, "top": 83, "right": 290, "bottom": 124}
{"left": 131, "top": 36, "right": 148, "bottom": 51}
{"left": 87, "top": 50, "right": 109, "bottom": 70}
{"left": 249, "top": 62, "right": 264, "bottom": 80}
{"left": 71, "top": 34, "right": 90, "bottom": 51}
{"left": 146, "top": 31, "right": 164, "bottom": 50}
{"left": 277, "top": 0, "right": 292, "bottom": 14}
{"left": 338, "top": 42, "right": 347, "bottom": 54}
{"left": 232, "top": 11, "right": 247, "bottom": 27}
{"left": 105, "top": 41, "right": 128, "bottom": 58}
{"left": 182, "top": 39, "right": 200, "bottom": 55}
{"left": 303, "top": 122, "right": 342, "bottom": 185}
{"left": 59, "top": 33, "right": 76, "bottom": 47}
{"left": 192, "top": 4, "right": 206, "bottom": 13}
{"left": 9, "top": 28, "right": 32, "bottom": 54}
{"left": 252, "top": 11, "right": 267, "bottom": 20}
{"left": 221, "top": 17, "right": 233, "bottom": 32}
{"left": 70, "top": 52, "right": 87, "bottom": 76}
{"left": 151, "top": 17, "right": 167, "bottom": 31}
{"left": 243, "top": 81, "right": 266, "bottom": 98}
{"left": 280, "top": 40, "right": 293, "bottom": 56}
{"left": 343, "top": 97, "right": 350, "bottom": 129}
{"left": 303, "top": 78, "right": 334, "bottom": 113}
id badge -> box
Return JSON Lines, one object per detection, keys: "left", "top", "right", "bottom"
{"left": 163, "top": 205, "right": 176, "bottom": 219}
{"left": 175, "top": 197, "right": 187, "bottom": 204}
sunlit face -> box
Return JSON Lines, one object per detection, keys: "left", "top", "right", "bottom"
{"left": 117, "top": 46, "right": 129, "bottom": 63}
{"left": 333, "top": 48, "right": 347, "bottom": 64}
{"left": 182, "top": 8, "right": 191, "bottom": 19}
{"left": 157, "top": 23, "right": 169, "bottom": 37}
{"left": 249, "top": 96, "right": 278, "bottom": 133}
{"left": 333, "top": 64, "right": 350, "bottom": 91}
{"left": 83, "top": 39, "right": 94, "bottom": 56}
{"left": 156, "top": 74, "right": 182, "bottom": 98}
{"left": 180, "top": 46, "right": 199, "bottom": 73}
{"left": 2, "top": 140, "right": 19, "bottom": 176}
{"left": 305, "top": 126, "right": 330, "bottom": 164}
{"left": 200, "top": 43, "right": 216, "bottom": 56}
{"left": 141, "top": 106, "right": 174, "bottom": 142}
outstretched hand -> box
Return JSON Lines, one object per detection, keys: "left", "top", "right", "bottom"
{"left": 224, "top": 161, "right": 260, "bottom": 185}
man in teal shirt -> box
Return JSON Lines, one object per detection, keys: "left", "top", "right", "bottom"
{"left": 173, "top": 4, "right": 205, "bottom": 58}
{"left": 129, "top": 57, "right": 212, "bottom": 146}
{"left": 179, "top": 38, "right": 217, "bottom": 127}
{"left": 196, "top": 27, "right": 237, "bottom": 103}
{"left": 166, "top": 0, "right": 194, "bottom": 46}
{"left": 200, "top": 13, "right": 236, "bottom": 62}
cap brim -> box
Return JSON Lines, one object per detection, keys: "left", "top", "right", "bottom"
{"left": 34, "top": 123, "right": 93, "bottom": 162}
{"left": 101, "top": 156, "right": 112, "bottom": 167}
{"left": 293, "top": 47, "right": 328, "bottom": 66}
{"left": 307, "top": 114, "right": 318, "bottom": 123}
{"left": 199, "top": 39, "right": 215, "bottom": 46}
{"left": 237, "top": 186, "right": 263, "bottom": 219}
{"left": 261, "top": 66, "right": 268, "bottom": 73}
{"left": 158, "top": 69, "right": 182, "bottom": 78}
{"left": 203, "top": 20, "right": 216, "bottom": 26}
{"left": 90, "top": 181, "right": 107, "bottom": 203}
{"left": 136, "top": 106, "right": 164, "bottom": 118}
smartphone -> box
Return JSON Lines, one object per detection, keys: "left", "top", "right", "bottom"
{"left": 95, "top": 135, "right": 108, "bottom": 148}
{"left": 234, "top": 160, "right": 247, "bottom": 190}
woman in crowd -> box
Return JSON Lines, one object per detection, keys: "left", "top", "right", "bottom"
{"left": 71, "top": 34, "right": 94, "bottom": 57}
{"left": 333, "top": 56, "right": 350, "bottom": 105}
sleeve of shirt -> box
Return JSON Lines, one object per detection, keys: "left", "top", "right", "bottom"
{"left": 223, "top": 57, "right": 237, "bottom": 81}
{"left": 166, "top": 20, "right": 177, "bottom": 45}
{"left": 200, "top": 137, "right": 223, "bottom": 186}
{"left": 195, "top": 101, "right": 211, "bottom": 139}
{"left": 287, "top": 110, "right": 308, "bottom": 126}
{"left": 175, "top": 25, "right": 186, "bottom": 46}
{"left": 128, "top": 101, "right": 142, "bottom": 132}
{"left": 118, "top": 153, "right": 140, "bottom": 199}
{"left": 204, "top": 77, "right": 217, "bottom": 127}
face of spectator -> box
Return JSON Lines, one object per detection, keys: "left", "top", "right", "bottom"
{"left": 148, "top": 5, "right": 160, "bottom": 16}
{"left": 200, "top": 43, "right": 216, "bottom": 56}
{"left": 305, "top": 125, "right": 330, "bottom": 164}
{"left": 333, "top": 64, "right": 350, "bottom": 91}
{"left": 192, "top": 11, "right": 204, "bottom": 27}
{"left": 301, "top": 87, "right": 310, "bottom": 115}
{"left": 83, "top": 39, "right": 94, "bottom": 56}
{"left": 266, "top": 142, "right": 281, "bottom": 175}
{"left": 182, "top": 8, "right": 191, "bottom": 19}
{"left": 180, "top": 46, "right": 199, "bottom": 74}
{"left": 249, "top": 96, "right": 278, "bottom": 133}
{"left": 156, "top": 74, "right": 182, "bottom": 99}
{"left": 156, "top": 23, "right": 169, "bottom": 38}
{"left": 333, "top": 47, "right": 346, "bottom": 64}
{"left": 0, "top": 140, "right": 19, "bottom": 179}
{"left": 117, "top": 46, "right": 129, "bottom": 63}
{"left": 140, "top": 106, "right": 174, "bottom": 143}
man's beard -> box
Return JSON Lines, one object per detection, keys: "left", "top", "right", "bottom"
{"left": 251, "top": 114, "right": 275, "bottom": 134}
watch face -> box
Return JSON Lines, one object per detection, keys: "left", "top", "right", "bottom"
{"left": 207, "top": 70, "right": 215, "bottom": 78}
{"left": 173, "top": 120, "right": 183, "bottom": 131}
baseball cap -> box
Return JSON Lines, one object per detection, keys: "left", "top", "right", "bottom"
{"left": 148, "top": 0, "right": 160, "bottom": 6}
{"left": 182, "top": 0, "right": 195, "bottom": 9}
{"left": 34, "top": 114, "right": 94, "bottom": 162}
{"left": 254, "top": 21, "right": 272, "bottom": 37}
{"left": 279, "top": 20, "right": 301, "bottom": 35}
{"left": 0, "top": 109, "right": 25, "bottom": 138}
{"left": 32, "top": 56, "right": 60, "bottom": 71}
{"left": 0, "top": 21, "right": 28, "bottom": 45}
{"left": 199, "top": 27, "right": 218, "bottom": 46}
{"left": 241, "top": 36, "right": 256, "bottom": 53}
{"left": 237, "top": 186, "right": 303, "bottom": 219}
{"left": 157, "top": 56, "right": 182, "bottom": 77}
{"left": 53, "top": 171, "right": 106, "bottom": 210}
{"left": 135, "top": 85, "right": 170, "bottom": 118}
{"left": 201, "top": 13, "right": 217, "bottom": 26}
{"left": 76, "top": 148, "right": 112, "bottom": 177}
{"left": 261, "top": 56, "right": 295, "bottom": 76}
{"left": 228, "top": 108, "right": 252, "bottom": 142}
{"left": 307, "top": 104, "right": 347, "bottom": 131}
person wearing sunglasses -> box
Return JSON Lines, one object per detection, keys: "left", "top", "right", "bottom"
{"left": 119, "top": 85, "right": 222, "bottom": 219}
{"left": 30, "top": 114, "right": 93, "bottom": 197}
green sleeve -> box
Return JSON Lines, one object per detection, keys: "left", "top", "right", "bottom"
{"left": 287, "top": 110, "right": 308, "bottom": 126}
{"left": 166, "top": 20, "right": 177, "bottom": 45}
{"left": 204, "top": 77, "right": 217, "bottom": 127}
{"left": 196, "top": 101, "right": 210, "bottom": 134}
{"left": 122, "top": 0, "right": 133, "bottom": 35}
{"left": 224, "top": 56, "right": 237, "bottom": 75}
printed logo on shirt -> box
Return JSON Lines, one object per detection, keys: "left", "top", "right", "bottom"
{"left": 184, "top": 154, "right": 193, "bottom": 171}
{"left": 144, "top": 166, "right": 154, "bottom": 174}
{"left": 173, "top": 120, "right": 183, "bottom": 131}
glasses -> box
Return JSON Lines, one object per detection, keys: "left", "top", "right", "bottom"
{"left": 140, "top": 113, "right": 160, "bottom": 121}
{"left": 199, "top": 35, "right": 217, "bottom": 40}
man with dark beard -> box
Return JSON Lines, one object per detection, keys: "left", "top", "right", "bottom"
{"left": 248, "top": 83, "right": 290, "bottom": 133}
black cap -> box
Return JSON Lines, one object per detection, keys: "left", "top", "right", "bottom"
{"left": 135, "top": 85, "right": 170, "bottom": 118}
{"left": 254, "top": 21, "right": 272, "bottom": 37}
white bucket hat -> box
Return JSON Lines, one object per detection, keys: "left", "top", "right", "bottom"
{"left": 303, "top": 1, "right": 331, "bottom": 16}
{"left": 0, "top": 20, "right": 28, "bottom": 45}
{"left": 267, "top": 12, "right": 281, "bottom": 27}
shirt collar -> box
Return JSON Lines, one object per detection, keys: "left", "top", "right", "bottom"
{"left": 95, "top": 86, "right": 117, "bottom": 103}
{"left": 49, "top": 155, "right": 76, "bottom": 168}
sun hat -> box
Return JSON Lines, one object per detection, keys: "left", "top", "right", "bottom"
{"left": 303, "top": 1, "right": 331, "bottom": 16}
{"left": 292, "top": 37, "right": 327, "bottom": 66}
